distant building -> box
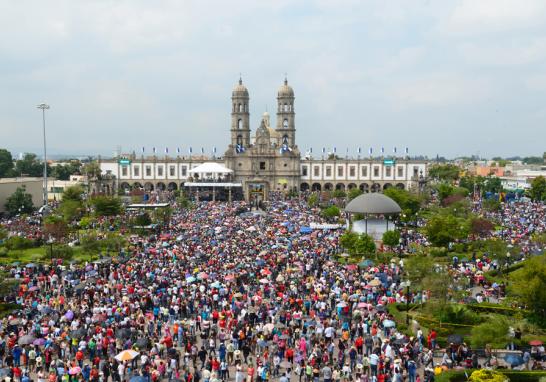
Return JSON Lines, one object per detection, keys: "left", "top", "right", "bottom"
{"left": 0, "top": 178, "right": 43, "bottom": 214}
{"left": 99, "top": 78, "right": 428, "bottom": 201}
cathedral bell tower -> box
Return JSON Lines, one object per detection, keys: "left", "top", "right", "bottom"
{"left": 231, "top": 77, "right": 251, "bottom": 151}
{"left": 276, "top": 77, "right": 296, "bottom": 150}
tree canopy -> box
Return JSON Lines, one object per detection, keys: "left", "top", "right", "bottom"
{"left": 428, "top": 164, "right": 460, "bottom": 182}
{"left": 13, "top": 153, "right": 46, "bottom": 177}
{"left": 382, "top": 230, "right": 400, "bottom": 247}
{"left": 0, "top": 149, "right": 14, "bottom": 178}
{"left": 529, "top": 176, "right": 546, "bottom": 201}
{"left": 508, "top": 256, "right": 546, "bottom": 322}
{"left": 425, "top": 213, "right": 468, "bottom": 247}
{"left": 90, "top": 195, "right": 122, "bottom": 216}
{"left": 4, "top": 186, "right": 34, "bottom": 216}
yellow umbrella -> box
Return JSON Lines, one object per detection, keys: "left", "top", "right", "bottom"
{"left": 115, "top": 349, "right": 139, "bottom": 362}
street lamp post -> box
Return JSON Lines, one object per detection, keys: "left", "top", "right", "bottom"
{"left": 37, "top": 103, "right": 50, "bottom": 207}
{"left": 402, "top": 280, "right": 411, "bottom": 325}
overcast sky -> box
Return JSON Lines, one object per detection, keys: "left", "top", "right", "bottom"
{"left": 1, "top": 0, "right": 545, "bottom": 159}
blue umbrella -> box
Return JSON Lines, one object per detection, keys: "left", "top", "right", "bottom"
{"left": 382, "top": 319, "right": 396, "bottom": 328}
{"left": 186, "top": 276, "right": 196, "bottom": 283}
{"left": 130, "top": 376, "right": 148, "bottom": 382}
{"left": 504, "top": 354, "right": 524, "bottom": 366}
{"left": 299, "top": 227, "right": 313, "bottom": 234}
{"left": 210, "top": 281, "right": 222, "bottom": 289}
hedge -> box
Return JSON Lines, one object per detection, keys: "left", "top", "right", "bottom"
{"left": 435, "top": 370, "right": 546, "bottom": 382}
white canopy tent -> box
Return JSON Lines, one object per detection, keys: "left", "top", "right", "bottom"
{"left": 189, "top": 162, "right": 233, "bottom": 180}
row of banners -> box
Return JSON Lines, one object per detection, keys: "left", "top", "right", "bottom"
{"left": 136, "top": 146, "right": 410, "bottom": 155}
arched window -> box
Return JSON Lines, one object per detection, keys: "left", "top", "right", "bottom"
{"left": 283, "top": 119, "right": 289, "bottom": 129}
{"left": 282, "top": 135, "right": 289, "bottom": 145}
{"left": 238, "top": 119, "right": 243, "bottom": 129}
{"left": 244, "top": 104, "right": 248, "bottom": 112}
{"left": 288, "top": 104, "right": 292, "bottom": 111}
{"left": 237, "top": 135, "right": 243, "bottom": 145}
{"left": 238, "top": 104, "right": 242, "bottom": 112}
{"left": 284, "top": 103, "right": 288, "bottom": 112}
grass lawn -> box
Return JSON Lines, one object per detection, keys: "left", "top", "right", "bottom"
{"left": 0, "top": 245, "right": 101, "bottom": 265}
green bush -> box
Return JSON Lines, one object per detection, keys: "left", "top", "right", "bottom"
{"left": 4, "top": 236, "right": 36, "bottom": 250}
{"left": 430, "top": 247, "right": 448, "bottom": 257}
{"left": 434, "top": 304, "right": 481, "bottom": 325}
{"left": 470, "top": 315, "right": 510, "bottom": 348}
{"left": 436, "top": 370, "right": 546, "bottom": 382}
{"left": 0, "top": 247, "right": 8, "bottom": 257}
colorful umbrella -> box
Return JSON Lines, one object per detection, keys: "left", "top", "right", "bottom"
{"left": 115, "top": 349, "right": 140, "bottom": 362}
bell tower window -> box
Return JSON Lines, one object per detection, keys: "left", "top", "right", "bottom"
{"left": 238, "top": 119, "right": 243, "bottom": 129}
{"left": 238, "top": 104, "right": 242, "bottom": 112}
{"left": 237, "top": 135, "right": 242, "bottom": 145}
{"left": 283, "top": 119, "right": 288, "bottom": 129}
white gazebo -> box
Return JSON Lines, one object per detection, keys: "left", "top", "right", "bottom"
{"left": 185, "top": 162, "right": 241, "bottom": 202}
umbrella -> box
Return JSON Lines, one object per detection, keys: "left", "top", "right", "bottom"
{"left": 198, "top": 272, "right": 208, "bottom": 280}
{"left": 185, "top": 276, "right": 196, "bottom": 283}
{"left": 18, "top": 334, "right": 36, "bottom": 345}
{"left": 28, "top": 286, "right": 39, "bottom": 292}
{"left": 0, "top": 369, "right": 10, "bottom": 377}
{"left": 336, "top": 302, "right": 348, "bottom": 308}
{"left": 210, "top": 281, "right": 222, "bottom": 289}
{"left": 71, "top": 328, "right": 87, "bottom": 339}
{"left": 129, "top": 377, "right": 148, "bottom": 382}
{"left": 276, "top": 274, "right": 285, "bottom": 283}
{"left": 368, "top": 279, "right": 381, "bottom": 287}
{"left": 225, "top": 274, "right": 235, "bottom": 281}
{"left": 382, "top": 319, "right": 396, "bottom": 328}
{"left": 26, "top": 263, "right": 36, "bottom": 268}
{"left": 529, "top": 340, "right": 543, "bottom": 346}
{"left": 359, "top": 260, "right": 374, "bottom": 268}
{"left": 279, "top": 334, "right": 290, "bottom": 340}
{"left": 299, "top": 227, "right": 312, "bottom": 234}
{"left": 115, "top": 349, "right": 140, "bottom": 362}
{"left": 115, "top": 328, "right": 132, "bottom": 340}
{"left": 135, "top": 338, "right": 150, "bottom": 349}
{"left": 69, "top": 367, "right": 82, "bottom": 375}
{"left": 9, "top": 318, "right": 21, "bottom": 325}
{"left": 33, "top": 338, "right": 46, "bottom": 346}
{"left": 259, "top": 278, "right": 269, "bottom": 284}
{"left": 504, "top": 354, "right": 524, "bottom": 366}
{"left": 64, "top": 310, "right": 74, "bottom": 320}
{"left": 446, "top": 334, "right": 463, "bottom": 345}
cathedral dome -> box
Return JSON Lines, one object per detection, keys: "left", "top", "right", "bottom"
{"left": 232, "top": 78, "right": 249, "bottom": 97}
{"left": 277, "top": 78, "right": 294, "bottom": 98}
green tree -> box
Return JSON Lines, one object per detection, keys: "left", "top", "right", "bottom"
{"left": 321, "top": 205, "right": 340, "bottom": 219}
{"left": 529, "top": 176, "right": 546, "bottom": 201}
{"left": 382, "top": 230, "right": 401, "bottom": 247}
{"left": 51, "top": 160, "right": 81, "bottom": 180}
{"left": 4, "top": 186, "right": 34, "bottom": 216}
{"left": 152, "top": 206, "right": 173, "bottom": 224}
{"left": 425, "top": 214, "right": 468, "bottom": 247}
{"left": 383, "top": 187, "right": 421, "bottom": 216}
{"left": 404, "top": 255, "right": 435, "bottom": 287}
{"left": 508, "top": 256, "right": 546, "bottom": 322}
{"left": 469, "top": 217, "right": 495, "bottom": 237}
{"left": 469, "top": 316, "right": 510, "bottom": 348}
{"left": 307, "top": 193, "right": 318, "bottom": 207}
{"left": 347, "top": 188, "right": 363, "bottom": 201}
{"left": 62, "top": 185, "right": 84, "bottom": 202}
{"left": 483, "top": 176, "right": 503, "bottom": 194}
{"left": 90, "top": 195, "right": 122, "bottom": 216}
{"left": 80, "top": 233, "right": 101, "bottom": 256}
{"left": 339, "top": 232, "right": 359, "bottom": 253}
{"left": 82, "top": 161, "right": 102, "bottom": 180}
{"left": 482, "top": 198, "right": 501, "bottom": 212}
{"left": 14, "top": 153, "right": 46, "bottom": 177}
{"left": 354, "top": 234, "right": 376, "bottom": 255}
{"left": 428, "top": 164, "right": 460, "bottom": 182}
{"left": 332, "top": 189, "right": 346, "bottom": 198}
{"left": 132, "top": 212, "right": 152, "bottom": 227}
{"left": 522, "top": 156, "right": 544, "bottom": 165}
{"left": 0, "top": 149, "right": 14, "bottom": 178}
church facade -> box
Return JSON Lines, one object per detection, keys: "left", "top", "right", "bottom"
{"left": 99, "top": 78, "right": 428, "bottom": 201}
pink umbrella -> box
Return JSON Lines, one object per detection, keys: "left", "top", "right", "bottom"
{"left": 198, "top": 272, "right": 208, "bottom": 280}
{"left": 69, "top": 367, "right": 81, "bottom": 375}
{"left": 225, "top": 274, "right": 235, "bottom": 281}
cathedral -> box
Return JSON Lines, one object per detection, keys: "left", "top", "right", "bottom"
{"left": 223, "top": 77, "right": 301, "bottom": 203}
{"left": 98, "top": 77, "right": 428, "bottom": 202}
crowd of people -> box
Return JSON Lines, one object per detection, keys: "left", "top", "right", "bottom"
{"left": 0, "top": 191, "right": 544, "bottom": 382}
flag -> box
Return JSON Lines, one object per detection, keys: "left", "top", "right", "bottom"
{"left": 189, "top": 147, "right": 193, "bottom": 154}
{"left": 333, "top": 147, "right": 337, "bottom": 153}
{"left": 309, "top": 147, "right": 312, "bottom": 153}
{"left": 213, "top": 146, "right": 217, "bottom": 154}
{"left": 369, "top": 147, "right": 373, "bottom": 155}
{"left": 201, "top": 147, "right": 204, "bottom": 154}
{"left": 322, "top": 147, "right": 326, "bottom": 154}
{"left": 405, "top": 147, "right": 409, "bottom": 154}
{"left": 358, "top": 147, "right": 362, "bottom": 155}
{"left": 152, "top": 147, "right": 156, "bottom": 154}
{"left": 176, "top": 147, "right": 180, "bottom": 154}
{"left": 236, "top": 144, "right": 245, "bottom": 153}
{"left": 165, "top": 147, "right": 168, "bottom": 154}
{"left": 393, "top": 146, "right": 397, "bottom": 154}
{"left": 141, "top": 147, "right": 145, "bottom": 154}
{"left": 381, "top": 147, "right": 384, "bottom": 154}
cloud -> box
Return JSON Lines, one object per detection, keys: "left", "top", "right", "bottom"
{"left": 458, "top": 38, "right": 546, "bottom": 67}
{"left": 444, "top": 0, "right": 546, "bottom": 36}
{"left": 388, "top": 73, "right": 492, "bottom": 108}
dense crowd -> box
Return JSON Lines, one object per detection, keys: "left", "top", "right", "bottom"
{"left": 0, "top": 194, "right": 544, "bottom": 382}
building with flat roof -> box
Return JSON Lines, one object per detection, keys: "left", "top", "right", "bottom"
{"left": 99, "top": 78, "right": 428, "bottom": 201}
{"left": 0, "top": 177, "right": 43, "bottom": 214}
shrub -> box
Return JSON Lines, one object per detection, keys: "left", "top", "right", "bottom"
{"left": 469, "top": 370, "right": 509, "bottom": 382}
{"left": 4, "top": 236, "right": 36, "bottom": 250}
{"left": 470, "top": 315, "right": 510, "bottom": 348}
{"left": 0, "top": 247, "right": 8, "bottom": 257}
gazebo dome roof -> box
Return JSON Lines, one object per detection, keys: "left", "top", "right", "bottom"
{"left": 345, "top": 193, "right": 402, "bottom": 215}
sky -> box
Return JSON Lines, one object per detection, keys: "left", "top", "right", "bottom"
{"left": 1, "top": 0, "right": 545, "bottom": 159}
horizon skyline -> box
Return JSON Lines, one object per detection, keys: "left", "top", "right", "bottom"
{"left": 1, "top": 1, "right": 546, "bottom": 158}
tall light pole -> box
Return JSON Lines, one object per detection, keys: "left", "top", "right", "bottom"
{"left": 37, "top": 103, "right": 50, "bottom": 206}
